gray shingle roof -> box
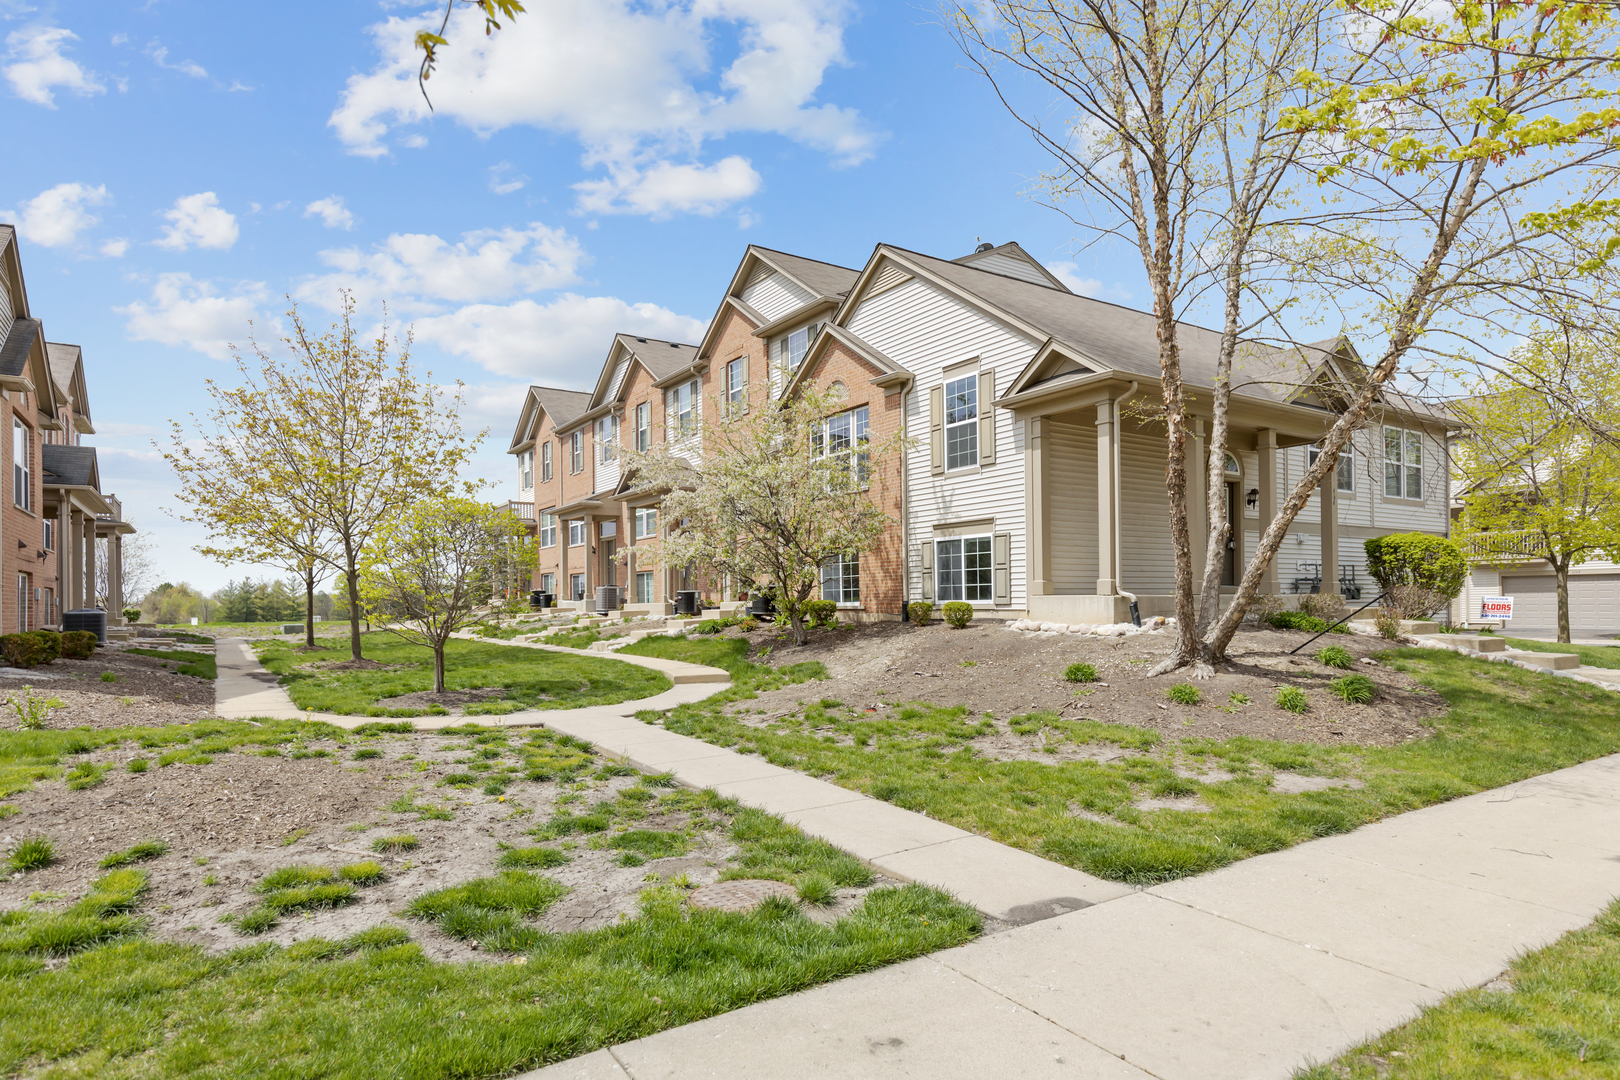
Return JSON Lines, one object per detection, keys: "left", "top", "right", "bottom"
{"left": 753, "top": 247, "right": 861, "bottom": 298}
{"left": 0, "top": 317, "right": 40, "bottom": 380}
{"left": 530, "top": 387, "right": 592, "bottom": 430}
{"left": 43, "top": 444, "right": 98, "bottom": 489}
{"left": 615, "top": 334, "right": 700, "bottom": 384}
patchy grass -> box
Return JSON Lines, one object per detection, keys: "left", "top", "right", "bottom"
{"left": 1505, "top": 637, "right": 1620, "bottom": 670}
{"left": 98, "top": 841, "right": 169, "bottom": 869}
{"left": 623, "top": 637, "right": 1620, "bottom": 886}
{"left": 1301, "top": 898, "right": 1620, "bottom": 1080}
{"left": 255, "top": 632, "right": 669, "bottom": 716}
{"left": 123, "top": 648, "right": 217, "bottom": 680}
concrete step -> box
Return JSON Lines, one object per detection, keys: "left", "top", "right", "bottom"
{"left": 1506, "top": 649, "right": 1580, "bottom": 670}
{"left": 1449, "top": 635, "right": 1507, "bottom": 653}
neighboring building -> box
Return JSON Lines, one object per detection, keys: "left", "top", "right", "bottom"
{"left": 509, "top": 239, "right": 1453, "bottom": 620}
{"left": 0, "top": 226, "right": 135, "bottom": 629}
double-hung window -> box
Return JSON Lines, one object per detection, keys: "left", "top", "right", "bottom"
{"left": 634, "top": 506, "right": 658, "bottom": 539}
{"left": 569, "top": 431, "right": 583, "bottom": 473}
{"left": 815, "top": 405, "right": 870, "bottom": 486}
{"left": 1307, "top": 447, "right": 1354, "bottom": 492}
{"left": 668, "top": 379, "right": 699, "bottom": 438}
{"left": 726, "top": 357, "right": 747, "bottom": 414}
{"left": 519, "top": 449, "right": 534, "bottom": 490}
{"left": 597, "top": 415, "right": 617, "bottom": 463}
{"left": 821, "top": 553, "right": 860, "bottom": 604}
{"left": 540, "top": 441, "right": 552, "bottom": 482}
{"left": 943, "top": 375, "right": 978, "bottom": 470}
{"left": 635, "top": 402, "right": 650, "bottom": 451}
{"left": 11, "top": 419, "right": 28, "bottom": 511}
{"left": 777, "top": 323, "right": 820, "bottom": 372}
{"left": 1383, "top": 427, "right": 1424, "bottom": 499}
{"left": 935, "top": 536, "right": 993, "bottom": 602}
{"left": 538, "top": 513, "right": 557, "bottom": 548}
{"left": 568, "top": 519, "right": 586, "bottom": 547}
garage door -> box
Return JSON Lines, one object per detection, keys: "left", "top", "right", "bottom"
{"left": 1500, "top": 574, "right": 1620, "bottom": 630}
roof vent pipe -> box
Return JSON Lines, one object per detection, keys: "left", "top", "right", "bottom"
{"left": 975, "top": 242, "right": 994, "bottom": 253}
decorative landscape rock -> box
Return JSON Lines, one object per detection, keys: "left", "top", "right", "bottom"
{"left": 1007, "top": 616, "right": 1175, "bottom": 637}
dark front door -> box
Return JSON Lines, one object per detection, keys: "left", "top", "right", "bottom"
{"left": 1222, "top": 482, "right": 1239, "bottom": 586}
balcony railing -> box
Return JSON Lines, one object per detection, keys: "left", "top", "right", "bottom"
{"left": 96, "top": 494, "right": 122, "bottom": 522}
{"left": 1460, "top": 529, "right": 1547, "bottom": 562}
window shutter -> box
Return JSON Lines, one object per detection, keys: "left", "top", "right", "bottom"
{"left": 919, "top": 542, "right": 934, "bottom": 601}
{"left": 739, "top": 355, "right": 749, "bottom": 413}
{"left": 978, "top": 371, "right": 996, "bottom": 466}
{"left": 993, "top": 532, "right": 1011, "bottom": 605}
{"left": 929, "top": 386, "right": 944, "bottom": 475}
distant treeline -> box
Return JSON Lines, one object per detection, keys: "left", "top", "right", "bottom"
{"left": 139, "top": 578, "right": 353, "bottom": 624}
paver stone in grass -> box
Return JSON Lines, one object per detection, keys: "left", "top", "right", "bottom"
{"left": 689, "top": 879, "right": 798, "bottom": 912}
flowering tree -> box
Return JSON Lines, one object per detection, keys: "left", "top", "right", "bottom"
{"left": 620, "top": 387, "right": 905, "bottom": 645}
{"left": 359, "top": 498, "right": 534, "bottom": 693}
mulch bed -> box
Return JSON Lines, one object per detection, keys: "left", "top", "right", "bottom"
{"left": 0, "top": 643, "right": 216, "bottom": 730}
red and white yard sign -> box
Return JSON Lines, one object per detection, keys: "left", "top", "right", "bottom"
{"left": 1480, "top": 596, "right": 1514, "bottom": 621}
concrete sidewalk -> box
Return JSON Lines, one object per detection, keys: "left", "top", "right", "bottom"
{"left": 522, "top": 754, "right": 1620, "bottom": 1080}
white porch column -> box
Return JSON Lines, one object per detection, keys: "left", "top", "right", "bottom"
{"left": 84, "top": 523, "right": 97, "bottom": 608}
{"left": 1319, "top": 472, "right": 1339, "bottom": 597}
{"left": 56, "top": 498, "right": 71, "bottom": 613}
{"left": 111, "top": 533, "right": 124, "bottom": 614}
{"left": 1095, "top": 402, "right": 1117, "bottom": 595}
{"left": 68, "top": 510, "right": 83, "bottom": 609}
{"left": 1026, "top": 417, "right": 1053, "bottom": 596}
{"left": 558, "top": 521, "right": 571, "bottom": 604}
{"left": 1257, "top": 429, "right": 1279, "bottom": 596}
{"left": 1187, "top": 417, "right": 1208, "bottom": 585}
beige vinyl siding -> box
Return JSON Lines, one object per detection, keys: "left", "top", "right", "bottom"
{"left": 868, "top": 264, "right": 912, "bottom": 297}
{"left": 1118, "top": 430, "right": 1176, "bottom": 594}
{"left": 1046, "top": 418, "right": 1098, "bottom": 594}
{"left": 846, "top": 277, "right": 1036, "bottom": 607}
{"left": 0, "top": 273, "right": 11, "bottom": 343}
{"left": 963, "top": 250, "right": 1057, "bottom": 287}
{"left": 740, "top": 271, "right": 814, "bottom": 323}
{"left": 607, "top": 358, "right": 630, "bottom": 400}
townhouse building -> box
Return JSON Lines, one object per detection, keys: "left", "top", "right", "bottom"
{"left": 0, "top": 226, "right": 135, "bottom": 631}
{"left": 510, "top": 239, "right": 1452, "bottom": 621}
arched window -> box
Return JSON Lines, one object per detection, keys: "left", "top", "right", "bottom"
{"left": 1224, "top": 452, "right": 1240, "bottom": 475}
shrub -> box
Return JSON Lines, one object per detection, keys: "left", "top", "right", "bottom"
{"left": 1064, "top": 662, "right": 1099, "bottom": 683}
{"left": 737, "top": 617, "right": 760, "bottom": 632}
{"left": 1364, "top": 533, "right": 1466, "bottom": 613}
{"left": 1167, "top": 683, "right": 1202, "bottom": 706}
{"left": 1267, "top": 611, "right": 1329, "bottom": 632}
{"left": 907, "top": 601, "right": 934, "bottom": 627}
{"left": 0, "top": 634, "right": 52, "bottom": 669}
{"left": 1374, "top": 614, "right": 1403, "bottom": 640}
{"left": 7, "top": 835, "right": 55, "bottom": 873}
{"left": 1248, "top": 594, "right": 1286, "bottom": 624}
{"left": 802, "top": 600, "right": 838, "bottom": 629}
{"left": 1385, "top": 583, "right": 1449, "bottom": 622}
{"left": 1275, "top": 687, "right": 1309, "bottom": 713}
{"left": 1297, "top": 593, "right": 1346, "bottom": 624}
{"left": 942, "top": 601, "right": 974, "bottom": 629}
{"left": 122, "top": 607, "right": 143, "bottom": 623}
{"left": 59, "top": 631, "right": 97, "bottom": 660}
{"left": 1315, "top": 645, "right": 1354, "bottom": 669}
{"left": 1328, "top": 674, "right": 1376, "bottom": 704}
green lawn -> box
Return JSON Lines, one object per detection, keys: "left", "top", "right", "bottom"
{"left": 256, "top": 633, "right": 670, "bottom": 716}
{"left": 621, "top": 637, "right": 1620, "bottom": 885}
{"left": 123, "top": 648, "right": 217, "bottom": 680}
{"left": 1505, "top": 637, "right": 1620, "bottom": 669}
{"left": 1302, "top": 898, "right": 1620, "bottom": 1079}
{"left": 0, "top": 721, "right": 981, "bottom": 1078}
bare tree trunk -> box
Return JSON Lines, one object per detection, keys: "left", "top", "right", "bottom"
{"left": 433, "top": 642, "right": 446, "bottom": 694}
{"left": 304, "top": 566, "right": 316, "bottom": 648}
{"left": 1555, "top": 555, "right": 1571, "bottom": 644}
{"left": 346, "top": 559, "right": 363, "bottom": 661}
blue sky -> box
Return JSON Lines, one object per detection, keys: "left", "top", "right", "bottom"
{"left": 1, "top": 0, "right": 1141, "bottom": 594}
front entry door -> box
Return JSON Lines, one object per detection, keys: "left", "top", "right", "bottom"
{"left": 601, "top": 540, "right": 616, "bottom": 589}
{"left": 1221, "top": 482, "right": 1239, "bottom": 586}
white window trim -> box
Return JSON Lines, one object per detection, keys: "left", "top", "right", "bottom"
{"left": 933, "top": 534, "right": 995, "bottom": 605}
{"left": 567, "top": 519, "right": 586, "bottom": 547}
{"left": 541, "top": 441, "right": 552, "bottom": 482}
{"left": 635, "top": 402, "right": 650, "bottom": 452}
{"left": 943, "top": 373, "right": 979, "bottom": 472}
{"left": 1307, "top": 447, "right": 1354, "bottom": 493}
{"left": 538, "top": 512, "right": 558, "bottom": 548}
{"left": 1382, "top": 426, "right": 1426, "bottom": 500}
{"left": 634, "top": 506, "right": 659, "bottom": 539}
{"left": 821, "top": 552, "right": 861, "bottom": 605}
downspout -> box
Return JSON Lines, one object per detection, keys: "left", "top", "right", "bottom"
{"left": 899, "top": 387, "right": 910, "bottom": 616}
{"left": 1112, "top": 382, "right": 1140, "bottom": 625}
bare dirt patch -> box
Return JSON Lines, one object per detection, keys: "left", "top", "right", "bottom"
{"left": 0, "top": 643, "right": 216, "bottom": 729}
{"left": 376, "top": 688, "right": 509, "bottom": 709}
{"left": 0, "top": 730, "right": 898, "bottom": 961}
{"left": 726, "top": 620, "right": 1444, "bottom": 747}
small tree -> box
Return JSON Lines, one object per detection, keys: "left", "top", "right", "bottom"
{"left": 359, "top": 498, "right": 534, "bottom": 694}
{"left": 1456, "top": 333, "right": 1620, "bottom": 642}
{"left": 621, "top": 387, "right": 904, "bottom": 646}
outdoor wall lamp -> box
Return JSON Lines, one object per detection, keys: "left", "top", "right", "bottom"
{"left": 1246, "top": 488, "right": 1259, "bottom": 509}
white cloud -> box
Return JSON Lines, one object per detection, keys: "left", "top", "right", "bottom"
{"left": 116, "top": 273, "right": 266, "bottom": 359}
{"left": 488, "top": 162, "right": 526, "bottom": 195}
{"left": 295, "top": 222, "right": 585, "bottom": 311}
{"left": 1046, "top": 261, "right": 1102, "bottom": 297}
{"left": 411, "top": 294, "right": 706, "bottom": 380}
{"left": 574, "top": 156, "right": 762, "bottom": 218}
{"left": 329, "top": 0, "right": 877, "bottom": 217}
{"left": 4, "top": 25, "right": 104, "bottom": 106}
{"left": 1, "top": 182, "right": 110, "bottom": 247}
{"left": 100, "top": 237, "right": 129, "bottom": 258}
{"left": 156, "top": 192, "right": 238, "bottom": 251}
{"left": 303, "top": 195, "right": 354, "bottom": 230}
{"left": 146, "top": 42, "right": 206, "bottom": 79}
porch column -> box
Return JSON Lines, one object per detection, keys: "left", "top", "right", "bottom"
{"left": 84, "top": 523, "right": 97, "bottom": 608}
{"left": 56, "top": 498, "right": 71, "bottom": 612}
{"left": 69, "top": 510, "right": 84, "bottom": 609}
{"left": 1095, "top": 402, "right": 1117, "bottom": 595}
{"left": 1187, "top": 417, "right": 1208, "bottom": 585}
{"left": 111, "top": 533, "right": 124, "bottom": 614}
{"left": 625, "top": 516, "right": 637, "bottom": 605}
{"left": 558, "top": 521, "right": 570, "bottom": 604}
{"left": 1319, "top": 472, "right": 1339, "bottom": 597}
{"left": 1257, "top": 429, "right": 1279, "bottom": 595}
{"left": 1026, "top": 417, "right": 1053, "bottom": 596}
{"left": 583, "top": 515, "right": 596, "bottom": 608}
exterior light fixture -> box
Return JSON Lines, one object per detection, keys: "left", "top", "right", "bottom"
{"left": 1246, "top": 488, "right": 1259, "bottom": 509}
